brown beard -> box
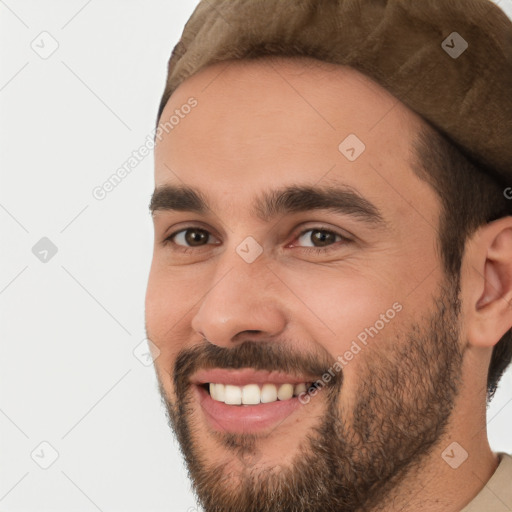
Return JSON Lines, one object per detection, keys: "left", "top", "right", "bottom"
{"left": 155, "top": 279, "right": 464, "bottom": 512}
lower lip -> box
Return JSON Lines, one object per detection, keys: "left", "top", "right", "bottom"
{"left": 194, "top": 385, "right": 306, "bottom": 434}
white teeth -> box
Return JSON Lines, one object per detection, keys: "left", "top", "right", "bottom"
{"left": 277, "top": 383, "right": 294, "bottom": 401}
{"left": 209, "top": 382, "right": 225, "bottom": 402}
{"left": 224, "top": 384, "right": 242, "bottom": 405}
{"left": 215, "top": 383, "right": 226, "bottom": 402}
{"left": 293, "top": 383, "right": 307, "bottom": 396}
{"left": 260, "top": 383, "right": 278, "bottom": 403}
{"left": 241, "top": 384, "right": 260, "bottom": 405}
{"left": 208, "top": 382, "right": 309, "bottom": 405}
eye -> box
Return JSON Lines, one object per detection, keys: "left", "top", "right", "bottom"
{"left": 164, "top": 227, "right": 220, "bottom": 249}
{"left": 291, "top": 227, "right": 349, "bottom": 251}
{"left": 162, "top": 225, "right": 351, "bottom": 255}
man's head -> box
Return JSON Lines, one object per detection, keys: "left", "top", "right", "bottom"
{"left": 145, "top": 55, "right": 512, "bottom": 511}
{"left": 145, "top": 0, "right": 512, "bottom": 510}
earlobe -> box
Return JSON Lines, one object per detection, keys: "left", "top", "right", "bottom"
{"left": 467, "top": 219, "right": 512, "bottom": 348}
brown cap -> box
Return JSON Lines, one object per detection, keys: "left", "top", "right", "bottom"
{"left": 157, "top": 0, "right": 512, "bottom": 186}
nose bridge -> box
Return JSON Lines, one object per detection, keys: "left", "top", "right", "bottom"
{"left": 191, "top": 243, "right": 287, "bottom": 346}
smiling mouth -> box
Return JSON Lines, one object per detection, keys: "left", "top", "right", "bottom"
{"left": 194, "top": 383, "right": 311, "bottom": 434}
{"left": 190, "top": 368, "right": 320, "bottom": 433}
{"left": 200, "top": 382, "right": 313, "bottom": 405}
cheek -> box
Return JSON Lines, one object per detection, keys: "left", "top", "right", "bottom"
{"left": 144, "top": 264, "right": 202, "bottom": 362}
{"left": 282, "top": 269, "right": 407, "bottom": 403}
{"left": 279, "top": 264, "right": 403, "bottom": 351}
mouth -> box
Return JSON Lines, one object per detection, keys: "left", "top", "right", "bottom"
{"left": 201, "top": 381, "right": 311, "bottom": 404}
{"left": 190, "top": 368, "right": 318, "bottom": 434}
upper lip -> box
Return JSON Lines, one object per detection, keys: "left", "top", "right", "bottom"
{"left": 190, "top": 368, "right": 316, "bottom": 387}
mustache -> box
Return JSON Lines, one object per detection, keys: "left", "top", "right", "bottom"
{"left": 172, "top": 339, "right": 342, "bottom": 392}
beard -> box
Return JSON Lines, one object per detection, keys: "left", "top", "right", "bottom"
{"left": 153, "top": 278, "right": 464, "bottom": 512}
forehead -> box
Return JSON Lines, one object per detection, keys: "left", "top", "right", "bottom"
{"left": 154, "top": 57, "right": 438, "bottom": 225}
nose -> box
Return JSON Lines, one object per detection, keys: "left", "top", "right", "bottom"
{"left": 190, "top": 253, "right": 287, "bottom": 347}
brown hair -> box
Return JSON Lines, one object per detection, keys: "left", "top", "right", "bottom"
{"left": 412, "top": 123, "right": 512, "bottom": 401}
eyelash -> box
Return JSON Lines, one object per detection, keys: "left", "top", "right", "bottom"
{"left": 162, "top": 225, "right": 351, "bottom": 255}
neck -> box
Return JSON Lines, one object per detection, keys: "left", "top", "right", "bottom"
{"left": 371, "top": 432, "right": 498, "bottom": 511}
{"left": 370, "top": 355, "right": 499, "bottom": 512}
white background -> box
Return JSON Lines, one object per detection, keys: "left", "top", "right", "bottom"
{"left": 1, "top": 1, "right": 511, "bottom": 511}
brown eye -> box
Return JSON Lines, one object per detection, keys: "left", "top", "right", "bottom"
{"left": 296, "top": 228, "right": 343, "bottom": 248}
{"left": 168, "top": 228, "right": 219, "bottom": 248}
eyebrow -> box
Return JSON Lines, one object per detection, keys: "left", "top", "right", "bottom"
{"left": 149, "top": 183, "right": 386, "bottom": 227}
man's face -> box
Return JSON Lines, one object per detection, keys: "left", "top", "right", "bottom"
{"left": 145, "top": 58, "right": 465, "bottom": 511}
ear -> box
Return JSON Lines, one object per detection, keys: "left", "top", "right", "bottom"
{"left": 463, "top": 216, "right": 512, "bottom": 348}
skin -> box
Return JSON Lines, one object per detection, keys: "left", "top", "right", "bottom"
{"left": 145, "top": 56, "right": 512, "bottom": 511}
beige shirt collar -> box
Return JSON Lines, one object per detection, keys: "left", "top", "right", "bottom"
{"left": 460, "top": 452, "right": 512, "bottom": 512}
